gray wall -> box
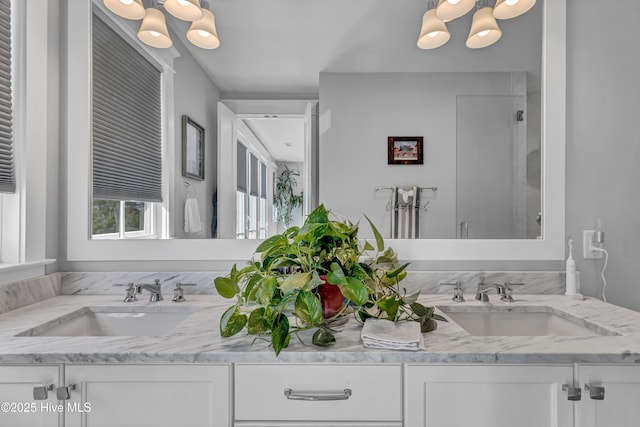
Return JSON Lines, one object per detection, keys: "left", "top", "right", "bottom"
{"left": 172, "top": 37, "right": 220, "bottom": 239}
{"left": 318, "top": 72, "right": 526, "bottom": 240}
{"left": 566, "top": 0, "right": 640, "bottom": 311}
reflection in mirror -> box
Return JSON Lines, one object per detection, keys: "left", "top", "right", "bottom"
{"left": 215, "top": 103, "right": 312, "bottom": 239}
{"left": 319, "top": 71, "right": 541, "bottom": 240}
{"left": 89, "top": 0, "right": 543, "bottom": 241}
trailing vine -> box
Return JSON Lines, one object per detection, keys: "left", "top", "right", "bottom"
{"left": 273, "top": 165, "right": 303, "bottom": 227}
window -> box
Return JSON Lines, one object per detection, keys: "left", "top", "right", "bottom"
{"left": 0, "top": 0, "right": 15, "bottom": 195}
{"left": 235, "top": 141, "right": 268, "bottom": 239}
{"left": 92, "top": 200, "right": 152, "bottom": 239}
{"left": 91, "top": 13, "right": 162, "bottom": 238}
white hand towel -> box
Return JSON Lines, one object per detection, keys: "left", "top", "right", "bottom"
{"left": 184, "top": 197, "right": 202, "bottom": 233}
{"left": 361, "top": 318, "right": 424, "bottom": 351}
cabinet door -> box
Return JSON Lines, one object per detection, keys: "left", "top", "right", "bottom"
{"left": 0, "top": 364, "right": 61, "bottom": 427}
{"left": 64, "top": 364, "right": 230, "bottom": 427}
{"left": 577, "top": 364, "right": 640, "bottom": 427}
{"left": 405, "top": 364, "right": 574, "bottom": 427}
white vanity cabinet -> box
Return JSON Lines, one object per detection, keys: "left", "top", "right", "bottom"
{"left": 234, "top": 364, "right": 403, "bottom": 427}
{"left": 575, "top": 364, "right": 640, "bottom": 427}
{"left": 0, "top": 364, "right": 62, "bottom": 427}
{"left": 404, "top": 364, "right": 574, "bottom": 427}
{"left": 64, "top": 364, "right": 231, "bottom": 427}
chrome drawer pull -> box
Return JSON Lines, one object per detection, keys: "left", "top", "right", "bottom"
{"left": 284, "top": 388, "right": 352, "bottom": 401}
{"left": 585, "top": 384, "right": 605, "bottom": 400}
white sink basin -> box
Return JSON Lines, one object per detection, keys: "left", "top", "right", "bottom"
{"left": 17, "top": 306, "right": 198, "bottom": 337}
{"left": 438, "top": 306, "right": 617, "bottom": 337}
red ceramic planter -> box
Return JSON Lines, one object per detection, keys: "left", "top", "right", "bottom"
{"left": 317, "top": 276, "right": 344, "bottom": 318}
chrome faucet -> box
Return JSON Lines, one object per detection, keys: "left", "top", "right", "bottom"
{"left": 475, "top": 276, "right": 493, "bottom": 302}
{"left": 136, "top": 279, "right": 163, "bottom": 302}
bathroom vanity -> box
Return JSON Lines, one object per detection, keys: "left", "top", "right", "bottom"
{"left": 1, "top": 293, "right": 640, "bottom": 427}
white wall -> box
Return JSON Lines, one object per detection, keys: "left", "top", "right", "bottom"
{"left": 172, "top": 37, "right": 220, "bottom": 239}
{"left": 318, "top": 72, "right": 527, "bottom": 239}
{"left": 566, "top": 0, "right": 640, "bottom": 311}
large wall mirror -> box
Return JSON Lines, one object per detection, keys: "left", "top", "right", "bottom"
{"left": 66, "top": 0, "right": 565, "bottom": 263}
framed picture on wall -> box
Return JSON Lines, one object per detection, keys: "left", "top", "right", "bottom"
{"left": 388, "top": 136, "right": 423, "bottom": 165}
{"left": 182, "top": 115, "right": 205, "bottom": 180}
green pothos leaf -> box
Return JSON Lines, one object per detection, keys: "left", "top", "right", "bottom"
{"left": 364, "top": 214, "right": 385, "bottom": 252}
{"left": 219, "top": 305, "right": 247, "bottom": 337}
{"left": 294, "top": 289, "right": 323, "bottom": 325}
{"left": 214, "top": 276, "right": 240, "bottom": 299}
{"left": 312, "top": 327, "right": 336, "bottom": 347}
{"left": 271, "top": 314, "right": 290, "bottom": 356}
{"left": 247, "top": 307, "right": 269, "bottom": 335}
{"left": 280, "top": 272, "right": 311, "bottom": 294}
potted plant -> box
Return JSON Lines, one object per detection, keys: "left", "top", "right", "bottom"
{"left": 214, "top": 204, "right": 445, "bottom": 355}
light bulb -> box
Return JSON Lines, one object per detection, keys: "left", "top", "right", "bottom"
{"left": 478, "top": 30, "right": 490, "bottom": 37}
{"left": 427, "top": 31, "right": 440, "bottom": 38}
{"left": 120, "top": 0, "right": 133, "bottom": 4}
{"left": 177, "top": 0, "right": 192, "bottom": 6}
{"left": 197, "top": 29, "right": 210, "bottom": 38}
{"left": 149, "top": 31, "right": 161, "bottom": 37}
{"left": 448, "top": 0, "right": 461, "bottom": 4}
{"left": 505, "top": 0, "right": 519, "bottom": 5}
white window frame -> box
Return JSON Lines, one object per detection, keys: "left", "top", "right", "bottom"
{"left": 91, "top": 201, "right": 155, "bottom": 240}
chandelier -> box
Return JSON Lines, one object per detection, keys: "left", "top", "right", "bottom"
{"left": 418, "top": 0, "right": 536, "bottom": 50}
{"left": 103, "top": 0, "right": 220, "bottom": 50}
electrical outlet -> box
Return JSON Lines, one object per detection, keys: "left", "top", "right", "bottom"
{"left": 583, "top": 230, "right": 603, "bottom": 259}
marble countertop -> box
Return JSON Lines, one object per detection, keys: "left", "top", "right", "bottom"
{"left": 1, "top": 294, "right": 640, "bottom": 364}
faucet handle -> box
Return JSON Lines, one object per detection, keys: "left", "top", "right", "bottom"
{"left": 113, "top": 283, "right": 137, "bottom": 302}
{"left": 499, "top": 282, "right": 524, "bottom": 302}
{"left": 173, "top": 283, "right": 196, "bottom": 302}
{"left": 440, "top": 282, "right": 465, "bottom": 302}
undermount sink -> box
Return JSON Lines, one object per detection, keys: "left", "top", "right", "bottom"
{"left": 17, "top": 306, "right": 198, "bottom": 337}
{"left": 438, "top": 306, "right": 618, "bottom": 337}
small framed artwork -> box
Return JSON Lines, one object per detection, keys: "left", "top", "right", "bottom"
{"left": 388, "top": 136, "right": 423, "bottom": 165}
{"left": 182, "top": 115, "right": 205, "bottom": 180}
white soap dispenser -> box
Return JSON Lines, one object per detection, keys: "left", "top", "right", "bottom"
{"left": 565, "top": 238, "right": 583, "bottom": 299}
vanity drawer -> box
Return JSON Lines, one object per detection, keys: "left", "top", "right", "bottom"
{"left": 234, "top": 364, "right": 402, "bottom": 422}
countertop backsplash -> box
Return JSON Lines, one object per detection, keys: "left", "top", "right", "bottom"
{"left": 0, "top": 271, "right": 565, "bottom": 315}
{"left": 0, "top": 273, "right": 61, "bottom": 315}
{"left": 60, "top": 271, "right": 565, "bottom": 296}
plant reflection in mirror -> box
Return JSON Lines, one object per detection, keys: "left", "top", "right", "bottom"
{"left": 214, "top": 204, "right": 446, "bottom": 355}
{"left": 273, "top": 165, "right": 303, "bottom": 227}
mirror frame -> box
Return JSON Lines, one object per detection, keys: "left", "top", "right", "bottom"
{"left": 66, "top": 0, "right": 565, "bottom": 263}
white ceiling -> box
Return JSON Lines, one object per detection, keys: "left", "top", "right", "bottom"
{"left": 243, "top": 117, "right": 305, "bottom": 163}
{"left": 169, "top": 0, "right": 543, "bottom": 96}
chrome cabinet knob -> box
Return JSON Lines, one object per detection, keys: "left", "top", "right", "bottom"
{"left": 56, "top": 384, "right": 76, "bottom": 400}
{"left": 585, "top": 384, "right": 605, "bottom": 400}
{"left": 562, "top": 384, "right": 582, "bottom": 401}
{"left": 33, "top": 384, "right": 54, "bottom": 400}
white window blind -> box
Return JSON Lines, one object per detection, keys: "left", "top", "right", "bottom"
{"left": 0, "top": 0, "right": 15, "bottom": 193}
{"left": 92, "top": 14, "right": 163, "bottom": 202}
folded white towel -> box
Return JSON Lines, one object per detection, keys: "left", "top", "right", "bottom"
{"left": 361, "top": 318, "right": 424, "bottom": 351}
{"left": 184, "top": 197, "right": 202, "bottom": 233}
